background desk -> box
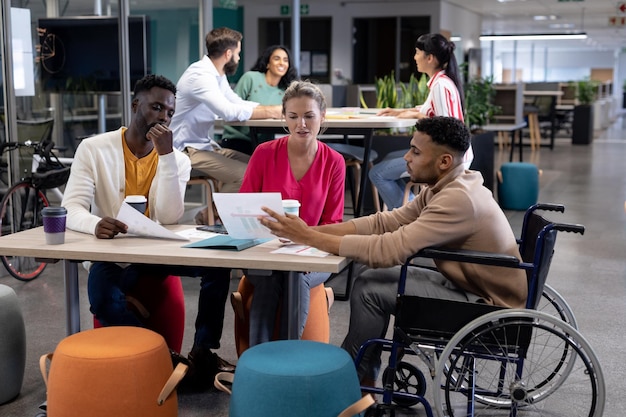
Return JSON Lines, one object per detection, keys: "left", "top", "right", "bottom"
{"left": 523, "top": 90, "right": 564, "bottom": 149}
{"left": 223, "top": 113, "right": 416, "bottom": 216}
{"left": 482, "top": 122, "right": 527, "bottom": 162}
{"left": 0, "top": 226, "right": 348, "bottom": 338}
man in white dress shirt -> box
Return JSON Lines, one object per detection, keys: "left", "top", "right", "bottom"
{"left": 170, "top": 27, "right": 282, "bottom": 222}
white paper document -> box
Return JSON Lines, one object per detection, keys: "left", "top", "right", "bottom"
{"left": 213, "top": 193, "right": 284, "bottom": 239}
{"left": 116, "top": 202, "right": 189, "bottom": 241}
{"left": 271, "top": 244, "right": 329, "bottom": 258}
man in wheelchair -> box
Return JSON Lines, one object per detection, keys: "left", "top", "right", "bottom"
{"left": 259, "top": 116, "right": 526, "bottom": 384}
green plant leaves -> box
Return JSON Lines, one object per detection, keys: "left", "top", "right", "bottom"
{"left": 572, "top": 78, "right": 598, "bottom": 105}
{"left": 464, "top": 75, "right": 501, "bottom": 131}
{"left": 360, "top": 71, "right": 429, "bottom": 109}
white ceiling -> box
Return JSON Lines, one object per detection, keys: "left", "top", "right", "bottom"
{"left": 17, "top": 0, "right": 626, "bottom": 52}
{"left": 444, "top": 0, "right": 626, "bottom": 51}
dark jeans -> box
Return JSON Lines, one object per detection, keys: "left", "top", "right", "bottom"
{"left": 88, "top": 262, "right": 230, "bottom": 350}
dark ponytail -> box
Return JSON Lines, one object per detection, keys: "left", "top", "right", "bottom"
{"left": 415, "top": 33, "right": 465, "bottom": 110}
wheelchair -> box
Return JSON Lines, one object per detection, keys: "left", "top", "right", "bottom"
{"left": 355, "top": 203, "right": 605, "bottom": 417}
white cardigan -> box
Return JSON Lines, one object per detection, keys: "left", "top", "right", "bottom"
{"left": 62, "top": 128, "right": 191, "bottom": 235}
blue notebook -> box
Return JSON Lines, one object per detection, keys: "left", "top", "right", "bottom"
{"left": 183, "top": 235, "right": 270, "bottom": 251}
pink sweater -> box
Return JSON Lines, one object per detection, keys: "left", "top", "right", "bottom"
{"left": 240, "top": 136, "right": 346, "bottom": 226}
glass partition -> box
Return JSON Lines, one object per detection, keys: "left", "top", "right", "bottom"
{"left": 3, "top": 0, "right": 200, "bottom": 158}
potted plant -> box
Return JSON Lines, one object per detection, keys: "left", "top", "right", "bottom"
{"left": 360, "top": 72, "right": 428, "bottom": 111}
{"left": 572, "top": 78, "right": 598, "bottom": 145}
{"left": 462, "top": 74, "right": 501, "bottom": 192}
{"left": 360, "top": 71, "right": 429, "bottom": 133}
{"left": 622, "top": 79, "right": 626, "bottom": 109}
{"left": 355, "top": 72, "right": 428, "bottom": 212}
{"left": 463, "top": 75, "right": 501, "bottom": 133}
{"left": 357, "top": 71, "right": 428, "bottom": 161}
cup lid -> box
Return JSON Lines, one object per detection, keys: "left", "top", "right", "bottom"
{"left": 42, "top": 206, "right": 67, "bottom": 215}
{"left": 282, "top": 199, "right": 301, "bottom": 207}
{"left": 125, "top": 195, "right": 147, "bottom": 203}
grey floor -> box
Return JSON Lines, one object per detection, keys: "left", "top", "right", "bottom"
{"left": 1, "top": 113, "right": 626, "bottom": 416}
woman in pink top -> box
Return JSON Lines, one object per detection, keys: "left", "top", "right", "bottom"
{"left": 240, "top": 80, "right": 345, "bottom": 345}
{"left": 373, "top": 33, "right": 473, "bottom": 209}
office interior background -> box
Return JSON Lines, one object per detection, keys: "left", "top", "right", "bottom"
{"left": 2, "top": 1, "right": 626, "bottom": 416}
{"left": 2, "top": 0, "right": 626, "bottom": 152}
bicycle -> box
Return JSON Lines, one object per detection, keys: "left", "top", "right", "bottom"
{"left": 0, "top": 138, "right": 71, "bottom": 281}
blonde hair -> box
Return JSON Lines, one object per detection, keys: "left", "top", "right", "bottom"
{"left": 282, "top": 80, "right": 327, "bottom": 116}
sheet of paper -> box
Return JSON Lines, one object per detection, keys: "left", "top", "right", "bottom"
{"left": 213, "top": 192, "right": 284, "bottom": 239}
{"left": 271, "top": 244, "right": 330, "bottom": 258}
{"left": 176, "top": 227, "right": 222, "bottom": 240}
{"left": 116, "top": 202, "right": 189, "bottom": 241}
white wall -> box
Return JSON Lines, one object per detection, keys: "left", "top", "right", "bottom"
{"left": 440, "top": 1, "right": 481, "bottom": 52}
{"left": 241, "top": 2, "right": 626, "bottom": 101}
{"left": 501, "top": 50, "right": 614, "bottom": 82}
{"left": 617, "top": 50, "right": 626, "bottom": 101}
{"left": 242, "top": 1, "right": 448, "bottom": 85}
{"left": 484, "top": 45, "right": 623, "bottom": 99}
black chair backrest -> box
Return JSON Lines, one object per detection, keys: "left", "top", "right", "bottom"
{"left": 518, "top": 210, "right": 559, "bottom": 310}
{"left": 469, "top": 132, "right": 495, "bottom": 193}
{"left": 533, "top": 95, "right": 554, "bottom": 119}
{"left": 16, "top": 118, "right": 54, "bottom": 145}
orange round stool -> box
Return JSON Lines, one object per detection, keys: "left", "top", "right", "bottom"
{"left": 40, "top": 327, "right": 186, "bottom": 417}
{"left": 232, "top": 275, "right": 330, "bottom": 357}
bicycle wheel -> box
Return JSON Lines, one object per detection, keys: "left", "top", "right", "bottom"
{"left": 0, "top": 181, "right": 49, "bottom": 281}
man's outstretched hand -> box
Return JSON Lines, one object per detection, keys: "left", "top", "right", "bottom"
{"left": 258, "top": 207, "right": 309, "bottom": 244}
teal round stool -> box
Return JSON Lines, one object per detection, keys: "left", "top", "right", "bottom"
{"left": 497, "top": 162, "right": 540, "bottom": 211}
{"left": 0, "top": 284, "right": 26, "bottom": 404}
{"left": 221, "top": 340, "right": 372, "bottom": 417}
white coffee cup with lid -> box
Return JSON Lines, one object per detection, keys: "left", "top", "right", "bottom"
{"left": 124, "top": 195, "right": 147, "bottom": 214}
{"left": 282, "top": 199, "right": 301, "bottom": 217}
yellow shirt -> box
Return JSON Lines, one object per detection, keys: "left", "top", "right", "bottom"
{"left": 122, "top": 128, "right": 158, "bottom": 216}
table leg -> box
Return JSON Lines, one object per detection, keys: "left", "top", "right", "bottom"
{"left": 518, "top": 128, "right": 524, "bottom": 162}
{"left": 509, "top": 131, "right": 515, "bottom": 162}
{"left": 550, "top": 98, "right": 557, "bottom": 149}
{"left": 63, "top": 260, "right": 80, "bottom": 335}
{"left": 286, "top": 271, "right": 301, "bottom": 339}
{"left": 249, "top": 127, "right": 260, "bottom": 150}
{"left": 355, "top": 130, "right": 374, "bottom": 217}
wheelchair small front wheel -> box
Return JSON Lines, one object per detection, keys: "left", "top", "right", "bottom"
{"left": 382, "top": 361, "right": 427, "bottom": 407}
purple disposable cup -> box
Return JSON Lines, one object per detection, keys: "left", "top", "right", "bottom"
{"left": 41, "top": 206, "right": 67, "bottom": 245}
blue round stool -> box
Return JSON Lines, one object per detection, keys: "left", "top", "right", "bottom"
{"left": 0, "top": 284, "right": 26, "bottom": 404}
{"left": 227, "top": 340, "right": 369, "bottom": 417}
{"left": 497, "top": 162, "right": 540, "bottom": 211}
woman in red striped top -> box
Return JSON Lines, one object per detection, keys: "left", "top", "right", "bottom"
{"left": 373, "top": 33, "right": 474, "bottom": 209}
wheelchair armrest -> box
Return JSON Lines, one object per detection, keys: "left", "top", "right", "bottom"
{"left": 409, "top": 247, "right": 521, "bottom": 269}
{"left": 532, "top": 203, "right": 564, "bottom": 213}
{"left": 553, "top": 222, "right": 585, "bottom": 235}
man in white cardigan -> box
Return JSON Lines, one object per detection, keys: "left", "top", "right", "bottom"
{"left": 62, "top": 74, "right": 235, "bottom": 391}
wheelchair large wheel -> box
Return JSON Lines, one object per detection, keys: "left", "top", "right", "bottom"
{"left": 539, "top": 284, "right": 578, "bottom": 329}
{"left": 433, "top": 310, "right": 604, "bottom": 417}
{"left": 381, "top": 360, "right": 427, "bottom": 407}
